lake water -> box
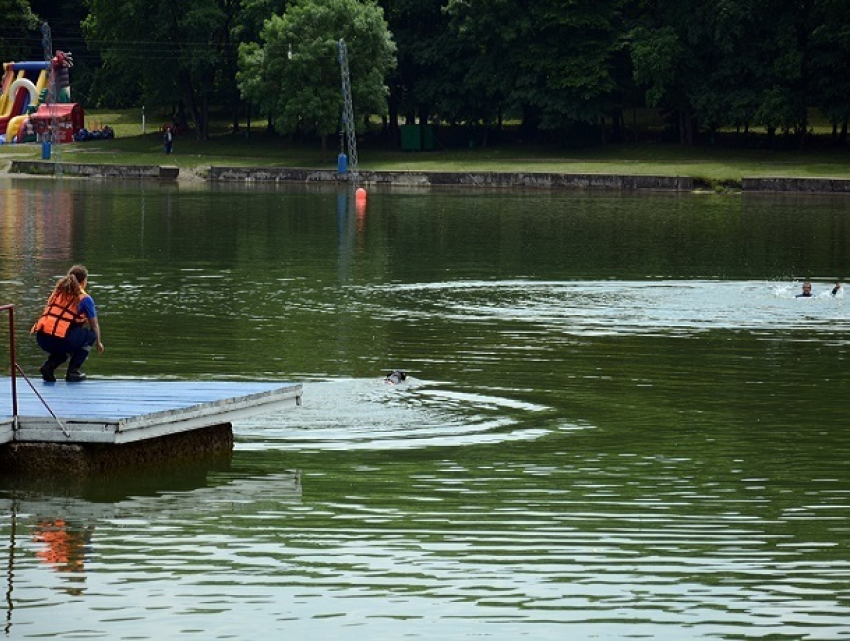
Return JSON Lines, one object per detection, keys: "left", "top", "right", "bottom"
{"left": 1, "top": 176, "right": 849, "bottom": 639}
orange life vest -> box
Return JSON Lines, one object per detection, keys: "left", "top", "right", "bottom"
{"left": 31, "top": 290, "right": 87, "bottom": 338}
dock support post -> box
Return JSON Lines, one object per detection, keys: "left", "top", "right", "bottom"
{"left": 1, "top": 304, "right": 18, "bottom": 426}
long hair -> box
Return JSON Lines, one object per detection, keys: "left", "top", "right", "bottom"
{"left": 50, "top": 264, "right": 88, "bottom": 301}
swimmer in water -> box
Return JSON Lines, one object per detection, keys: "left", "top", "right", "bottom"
{"left": 832, "top": 282, "right": 842, "bottom": 296}
{"left": 796, "top": 281, "right": 813, "bottom": 298}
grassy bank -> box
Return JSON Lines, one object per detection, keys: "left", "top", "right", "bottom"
{"left": 3, "top": 108, "right": 850, "bottom": 187}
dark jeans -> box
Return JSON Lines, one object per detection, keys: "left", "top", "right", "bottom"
{"left": 36, "top": 326, "right": 96, "bottom": 370}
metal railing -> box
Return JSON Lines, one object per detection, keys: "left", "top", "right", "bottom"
{"left": 1, "top": 304, "right": 18, "bottom": 420}
{"left": 1, "top": 303, "right": 70, "bottom": 437}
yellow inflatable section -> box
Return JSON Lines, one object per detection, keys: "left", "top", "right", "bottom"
{"left": 0, "top": 70, "right": 24, "bottom": 117}
{"left": 5, "top": 114, "right": 28, "bottom": 142}
{"left": 0, "top": 65, "right": 15, "bottom": 114}
{"left": 34, "top": 68, "right": 47, "bottom": 96}
{"left": 3, "top": 70, "right": 47, "bottom": 142}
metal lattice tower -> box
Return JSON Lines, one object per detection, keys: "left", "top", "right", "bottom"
{"left": 40, "top": 23, "right": 59, "bottom": 164}
{"left": 337, "top": 39, "right": 358, "bottom": 182}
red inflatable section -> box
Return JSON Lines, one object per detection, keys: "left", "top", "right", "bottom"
{"left": 28, "top": 103, "right": 85, "bottom": 143}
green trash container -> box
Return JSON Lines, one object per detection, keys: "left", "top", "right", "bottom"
{"left": 421, "top": 125, "right": 435, "bottom": 151}
{"left": 400, "top": 124, "right": 421, "bottom": 151}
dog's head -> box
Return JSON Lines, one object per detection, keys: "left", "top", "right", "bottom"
{"left": 385, "top": 370, "right": 407, "bottom": 383}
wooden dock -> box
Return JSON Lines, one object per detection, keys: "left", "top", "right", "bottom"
{"left": 0, "top": 378, "right": 302, "bottom": 474}
{"left": 0, "top": 377, "right": 302, "bottom": 445}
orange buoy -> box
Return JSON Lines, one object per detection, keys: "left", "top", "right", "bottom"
{"left": 355, "top": 188, "right": 367, "bottom": 218}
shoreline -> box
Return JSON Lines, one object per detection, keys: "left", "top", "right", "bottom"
{"left": 5, "top": 159, "right": 850, "bottom": 194}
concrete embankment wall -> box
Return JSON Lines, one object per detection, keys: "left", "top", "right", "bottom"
{"left": 208, "top": 166, "right": 694, "bottom": 191}
{"left": 9, "top": 161, "right": 850, "bottom": 193}
{"left": 9, "top": 160, "right": 179, "bottom": 180}
{"left": 742, "top": 177, "right": 850, "bottom": 193}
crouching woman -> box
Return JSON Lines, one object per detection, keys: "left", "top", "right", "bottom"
{"left": 31, "top": 265, "right": 105, "bottom": 382}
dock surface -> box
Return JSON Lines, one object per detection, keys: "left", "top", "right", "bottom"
{"left": 0, "top": 378, "right": 302, "bottom": 445}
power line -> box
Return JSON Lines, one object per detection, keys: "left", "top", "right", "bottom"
{"left": 1, "top": 35, "right": 239, "bottom": 49}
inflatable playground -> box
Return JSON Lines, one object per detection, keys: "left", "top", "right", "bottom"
{"left": 0, "top": 51, "right": 84, "bottom": 145}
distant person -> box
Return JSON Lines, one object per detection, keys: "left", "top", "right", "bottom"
{"left": 832, "top": 282, "right": 842, "bottom": 296}
{"left": 31, "top": 265, "right": 105, "bottom": 382}
{"left": 163, "top": 126, "right": 173, "bottom": 154}
{"left": 796, "top": 281, "right": 813, "bottom": 298}
{"left": 21, "top": 118, "right": 36, "bottom": 143}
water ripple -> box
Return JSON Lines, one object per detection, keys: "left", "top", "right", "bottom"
{"left": 236, "top": 379, "right": 555, "bottom": 451}
{"left": 362, "top": 279, "right": 849, "bottom": 339}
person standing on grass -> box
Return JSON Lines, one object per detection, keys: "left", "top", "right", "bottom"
{"left": 31, "top": 265, "right": 104, "bottom": 382}
{"left": 163, "top": 126, "right": 174, "bottom": 154}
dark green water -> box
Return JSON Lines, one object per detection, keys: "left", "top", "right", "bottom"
{"left": 1, "top": 177, "right": 849, "bottom": 639}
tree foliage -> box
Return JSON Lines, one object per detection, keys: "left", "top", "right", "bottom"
{"left": 237, "top": 0, "right": 396, "bottom": 150}
{"left": 6, "top": 0, "right": 850, "bottom": 148}
{"left": 0, "top": 0, "right": 40, "bottom": 62}
{"left": 382, "top": 0, "right": 459, "bottom": 128}
{"left": 446, "top": 0, "right": 624, "bottom": 135}
{"left": 807, "top": 0, "right": 850, "bottom": 142}
{"left": 83, "top": 0, "right": 235, "bottom": 139}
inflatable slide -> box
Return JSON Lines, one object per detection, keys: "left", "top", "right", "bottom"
{"left": 0, "top": 61, "right": 48, "bottom": 137}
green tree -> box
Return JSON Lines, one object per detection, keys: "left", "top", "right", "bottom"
{"left": 83, "top": 0, "right": 238, "bottom": 139}
{"left": 629, "top": 0, "right": 714, "bottom": 144}
{"left": 631, "top": 0, "right": 816, "bottom": 147}
{"left": 808, "top": 0, "right": 850, "bottom": 145}
{"left": 749, "top": 0, "right": 812, "bottom": 147}
{"left": 0, "top": 0, "right": 40, "bottom": 62}
{"left": 447, "top": 0, "right": 624, "bottom": 142}
{"left": 689, "top": 0, "right": 762, "bottom": 138}
{"left": 381, "top": 0, "right": 458, "bottom": 136}
{"left": 237, "top": 0, "right": 396, "bottom": 153}
{"left": 230, "top": 0, "right": 291, "bottom": 132}
{"left": 443, "top": 0, "right": 516, "bottom": 138}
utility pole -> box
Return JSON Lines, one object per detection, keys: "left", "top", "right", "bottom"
{"left": 40, "top": 22, "right": 59, "bottom": 165}
{"left": 337, "top": 39, "right": 358, "bottom": 183}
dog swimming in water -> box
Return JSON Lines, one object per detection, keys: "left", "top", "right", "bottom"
{"left": 384, "top": 370, "right": 407, "bottom": 385}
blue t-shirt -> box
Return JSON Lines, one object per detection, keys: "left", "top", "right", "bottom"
{"left": 78, "top": 295, "right": 97, "bottom": 319}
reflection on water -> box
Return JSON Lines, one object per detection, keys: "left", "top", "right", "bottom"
{"left": 1, "top": 461, "right": 302, "bottom": 627}
{"left": 32, "top": 519, "right": 93, "bottom": 594}
{"left": 1, "top": 178, "right": 850, "bottom": 638}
